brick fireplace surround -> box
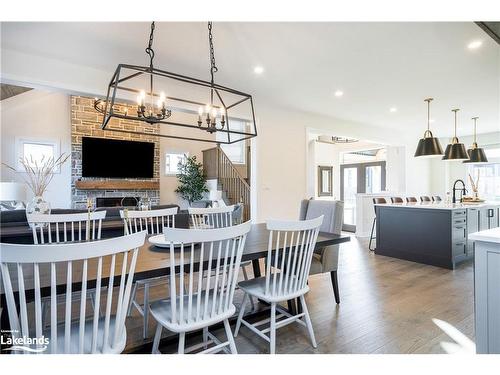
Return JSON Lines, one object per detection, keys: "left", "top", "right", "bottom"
{"left": 71, "top": 96, "right": 160, "bottom": 209}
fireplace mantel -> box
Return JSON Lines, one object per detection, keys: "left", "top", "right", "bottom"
{"left": 75, "top": 180, "right": 159, "bottom": 190}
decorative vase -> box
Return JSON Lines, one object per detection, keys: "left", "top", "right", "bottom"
{"left": 26, "top": 195, "right": 51, "bottom": 216}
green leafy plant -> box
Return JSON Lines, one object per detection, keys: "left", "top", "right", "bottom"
{"left": 175, "top": 155, "right": 208, "bottom": 205}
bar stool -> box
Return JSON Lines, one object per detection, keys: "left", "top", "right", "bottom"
{"left": 369, "top": 197, "right": 387, "bottom": 251}
{"left": 432, "top": 195, "right": 442, "bottom": 202}
{"left": 420, "top": 196, "right": 431, "bottom": 202}
{"left": 391, "top": 197, "right": 404, "bottom": 203}
{"left": 406, "top": 197, "right": 417, "bottom": 203}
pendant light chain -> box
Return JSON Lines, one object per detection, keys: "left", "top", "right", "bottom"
{"left": 208, "top": 21, "right": 218, "bottom": 84}
{"left": 145, "top": 21, "right": 156, "bottom": 69}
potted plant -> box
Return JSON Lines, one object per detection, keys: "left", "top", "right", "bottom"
{"left": 175, "top": 155, "right": 208, "bottom": 206}
{"left": 2, "top": 153, "right": 69, "bottom": 215}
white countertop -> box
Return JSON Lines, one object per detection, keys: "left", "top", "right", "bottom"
{"left": 375, "top": 202, "right": 500, "bottom": 210}
{"left": 469, "top": 228, "right": 500, "bottom": 244}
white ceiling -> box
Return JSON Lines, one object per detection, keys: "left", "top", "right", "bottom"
{"left": 2, "top": 22, "right": 499, "bottom": 136}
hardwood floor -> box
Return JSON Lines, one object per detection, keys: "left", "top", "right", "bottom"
{"left": 123, "top": 234, "right": 474, "bottom": 354}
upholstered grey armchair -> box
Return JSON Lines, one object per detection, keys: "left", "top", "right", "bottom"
{"left": 300, "top": 199, "right": 344, "bottom": 304}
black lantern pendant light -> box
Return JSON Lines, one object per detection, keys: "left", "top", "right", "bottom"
{"left": 93, "top": 22, "right": 257, "bottom": 144}
{"left": 464, "top": 117, "right": 488, "bottom": 163}
{"left": 442, "top": 109, "right": 469, "bottom": 161}
{"left": 414, "top": 98, "right": 443, "bottom": 157}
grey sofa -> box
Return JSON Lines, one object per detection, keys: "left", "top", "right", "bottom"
{"left": 300, "top": 199, "right": 344, "bottom": 304}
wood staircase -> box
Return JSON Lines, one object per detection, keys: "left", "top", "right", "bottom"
{"left": 202, "top": 146, "right": 251, "bottom": 222}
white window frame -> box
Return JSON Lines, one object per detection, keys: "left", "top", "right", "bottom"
{"left": 15, "top": 137, "right": 61, "bottom": 173}
{"left": 164, "top": 151, "right": 188, "bottom": 176}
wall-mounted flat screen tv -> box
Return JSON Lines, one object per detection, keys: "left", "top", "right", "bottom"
{"left": 81, "top": 137, "right": 154, "bottom": 178}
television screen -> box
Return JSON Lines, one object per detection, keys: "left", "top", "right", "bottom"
{"left": 81, "top": 137, "right": 154, "bottom": 178}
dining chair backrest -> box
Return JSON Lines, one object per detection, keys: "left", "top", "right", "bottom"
{"left": 391, "top": 197, "right": 404, "bottom": 203}
{"left": 372, "top": 197, "right": 387, "bottom": 214}
{"left": 162, "top": 221, "right": 251, "bottom": 326}
{"left": 432, "top": 195, "right": 442, "bottom": 202}
{"left": 188, "top": 205, "right": 235, "bottom": 229}
{"left": 264, "top": 216, "right": 323, "bottom": 299}
{"left": 420, "top": 196, "right": 432, "bottom": 202}
{"left": 27, "top": 211, "right": 107, "bottom": 245}
{"left": 120, "top": 207, "right": 178, "bottom": 235}
{"left": 0, "top": 231, "right": 146, "bottom": 354}
{"left": 406, "top": 197, "right": 418, "bottom": 203}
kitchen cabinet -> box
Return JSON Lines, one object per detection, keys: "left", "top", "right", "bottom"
{"left": 467, "top": 207, "right": 480, "bottom": 255}
{"left": 479, "top": 206, "right": 499, "bottom": 231}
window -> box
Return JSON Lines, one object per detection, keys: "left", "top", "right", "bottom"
{"left": 466, "top": 147, "right": 500, "bottom": 201}
{"left": 216, "top": 119, "right": 247, "bottom": 164}
{"left": 16, "top": 138, "right": 60, "bottom": 172}
{"left": 165, "top": 152, "right": 187, "bottom": 175}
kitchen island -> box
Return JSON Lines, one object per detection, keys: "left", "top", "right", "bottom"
{"left": 375, "top": 202, "right": 500, "bottom": 269}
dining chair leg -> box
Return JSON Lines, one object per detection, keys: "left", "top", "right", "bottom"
{"left": 203, "top": 327, "right": 209, "bottom": 349}
{"left": 127, "top": 283, "right": 138, "bottom": 316}
{"left": 368, "top": 217, "right": 376, "bottom": 251}
{"left": 299, "top": 295, "right": 317, "bottom": 348}
{"left": 241, "top": 266, "right": 255, "bottom": 311}
{"left": 223, "top": 319, "right": 238, "bottom": 354}
{"left": 143, "top": 283, "right": 150, "bottom": 339}
{"left": 270, "top": 302, "right": 276, "bottom": 354}
{"left": 152, "top": 323, "right": 162, "bottom": 354}
{"left": 234, "top": 294, "right": 248, "bottom": 337}
{"left": 178, "top": 332, "right": 186, "bottom": 354}
{"left": 330, "top": 271, "right": 340, "bottom": 304}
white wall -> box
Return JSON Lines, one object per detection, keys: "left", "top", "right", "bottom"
{"left": 0, "top": 90, "right": 72, "bottom": 208}
{"left": 254, "top": 104, "right": 433, "bottom": 222}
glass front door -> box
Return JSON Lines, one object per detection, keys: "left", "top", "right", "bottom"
{"left": 341, "top": 161, "right": 386, "bottom": 232}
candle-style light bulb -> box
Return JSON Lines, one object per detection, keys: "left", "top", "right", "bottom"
{"left": 159, "top": 92, "right": 166, "bottom": 109}
{"left": 205, "top": 104, "right": 211, "bottom": 114}
{"left": 197, "top": 106, "right": 203, "bottom": 126}
{"left": 211, "top": 108, "right": 218, "bottom": 118}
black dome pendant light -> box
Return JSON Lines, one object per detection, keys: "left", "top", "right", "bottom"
{"left": 442, "top": 108, "right": 469, "bottom": 161}
{"left": 464, "top": 117, "right": 489, "bottom": 163}
{"left": 414, "top": 98, "right": 443, "bottom": 157}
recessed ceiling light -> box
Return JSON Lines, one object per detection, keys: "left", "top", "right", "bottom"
{"left": 389, "top": 107, "right": 397, "bottom": 113}
{"left": 467, "top": 40, "right": 483, "bottom": 50}
{"left": 253, "top": 66, "right": 264, "bottom": 74}
{"left": 334, "top": 90, "right": 344, "bottom": 97}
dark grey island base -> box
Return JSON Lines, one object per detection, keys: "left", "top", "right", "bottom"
{"left": 375, "top": 204, "right": 471, "bottom": 269}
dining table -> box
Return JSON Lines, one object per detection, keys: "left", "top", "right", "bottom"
{"left": 0, "top": 222, "right": 350, "bottom": 352}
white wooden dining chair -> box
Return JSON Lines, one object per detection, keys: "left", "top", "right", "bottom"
{"left": 27, "top": 211, "right": 107, "bottom": 326}
{"left": 234, "top": 216, "right": 324, "bottom": 354}
{"left": 150, "top": 221, "right": 251, "bottom": 354}
{"left": 0, "top": 231, "right": 146, "bottom": 354}
{"left": 120, "top": 207, "right": 178, "bottom": 339}
{"left": 188, "top": 205, "right": 235, "bottom": 229}
{"left": 188, "top": 205, "right": 255, "bottom": 310}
